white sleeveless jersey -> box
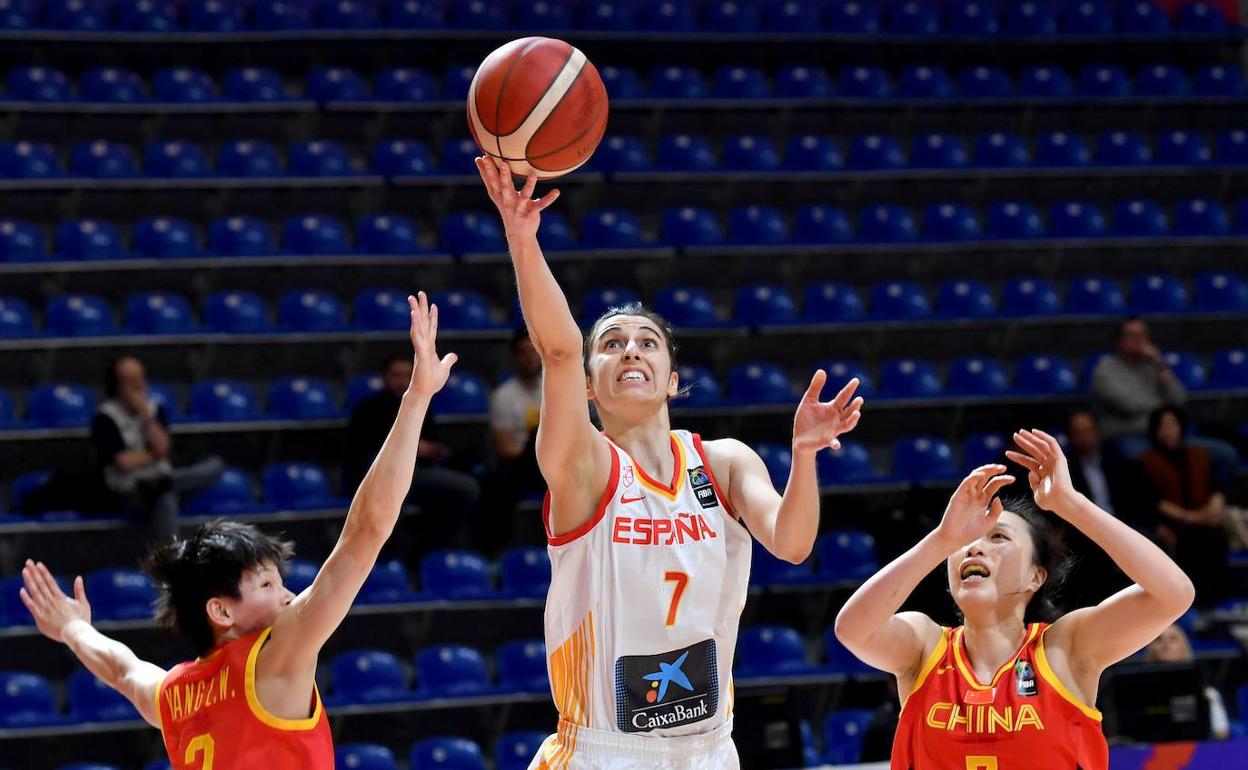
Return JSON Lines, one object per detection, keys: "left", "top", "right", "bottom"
{"left": 541, "top": 430, "right": 752, "bottom": 744}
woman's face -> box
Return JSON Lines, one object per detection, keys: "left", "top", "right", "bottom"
{"left": 1155, "top": 412, "right": 1182, "bottom": 449}
{"left": 1146, "top": 625, "right": 1191, "bottom": 663}
{"left": 586, "top": 315, "right": 678, "bottom": 413}
{"left": 946, "top": 511, "right": 1046, "bottom": 615}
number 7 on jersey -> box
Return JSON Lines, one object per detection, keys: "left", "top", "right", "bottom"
{"left": 663, "top": 571, "right": 688, "bottom": 627}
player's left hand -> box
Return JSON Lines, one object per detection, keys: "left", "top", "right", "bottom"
{"left": 1005, "top": 429, "right": 1077, "bottom": 513}
{"left": 19, "top": 559, "right": 91, "bottom": 644}
{"left": 406, "top": 291, "right": 458, "bottom": 399}
{"left": 792, "top": 371, "right": 863, "bottom": 455}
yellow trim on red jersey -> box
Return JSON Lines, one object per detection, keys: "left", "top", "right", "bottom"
{"left": 1034, "top": 625, "right": 1102, "bottom": 721}
{"left": 952, "top": 623, "right": 1040, "bottom": 690}
{"left": 904, "top": 626, "right": 951, "bottom": 706}
{"left": 243, "top": 627, "right": 325, "bottom": 731}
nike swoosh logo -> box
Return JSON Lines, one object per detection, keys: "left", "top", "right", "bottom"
{"left": 620, "top": 494, "right": 645, "bottom": 504}
{"left": 936, "top": 665, "right": 954, "bottom": 675}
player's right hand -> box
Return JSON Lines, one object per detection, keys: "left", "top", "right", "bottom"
{"left": 406, "top": 291, "right": 457, "bottom": 399}
{"left": 475, "top": 155, "right": 560, "bottom": 241}
{"left": 19, "top": 559, "right": 91, "bottom": 643}
{"left": 934, "top": 465, "right": 1015, "bottom": 553}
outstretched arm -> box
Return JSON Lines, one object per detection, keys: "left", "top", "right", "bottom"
{"left": 1007, "top": 429, "right": 1194, "bottom": 675}
{"left": 20, "top": 561, "right": 165, "bottom": 728}
{"left": 834, "top": 465, "right": 1014, "bottom": 679}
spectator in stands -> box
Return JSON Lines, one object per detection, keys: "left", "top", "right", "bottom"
{"left": 1138, "top": 406, "right": 1231, "bottom": 607}
{"left": 1145, "top": 624, "right": 1231, "bottom": 740}
{"left": 1065, "top": 409, "right": 1131, "bottom": 518}
{"left": 91, "top": 355, "right": 223, "bottom": 542}
{"left": 344, "top": 351, "right": 480, "bottom": 547}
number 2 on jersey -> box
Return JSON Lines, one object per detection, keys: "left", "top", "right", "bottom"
{"left": 663, "top": 571, "right": 688, "bottom": 627}
{"left": 966, "top": 757, "right": 998, "bottom": 770}
{"left": 186, "top": 733, "right": 215, "bottom": 769}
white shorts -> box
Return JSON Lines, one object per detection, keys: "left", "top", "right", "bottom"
{"left": 527, "top": 718, "right": 739, "bottom": 770}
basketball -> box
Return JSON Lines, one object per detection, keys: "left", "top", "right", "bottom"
{"left": 467, "top": 36, "right": 608, "bottom": 179}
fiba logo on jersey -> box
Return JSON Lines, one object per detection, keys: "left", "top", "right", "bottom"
{"left": 1015, "top": 660, "right": 1038, "bottom": 697}
{"left": 687, "top": 465, "right": 720, "bottom": 510}
{"left": 615, "top": 639, "right": 719, "bottom": 733}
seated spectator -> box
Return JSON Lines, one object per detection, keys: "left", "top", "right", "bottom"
{"left": 1144, "top": 624, "right": 1231, "bottom": 740}
{"left": 1066, "top": 409, "right": 1132, "bottom": 517}
{"left": 1138, "top": 406, "right": 1231, "bottom": 607}
{"left": 92, "top": 355, "right": 223, "bottom": 541}
{"left": 489, "top": 328, "right": 543, "bottom": 490}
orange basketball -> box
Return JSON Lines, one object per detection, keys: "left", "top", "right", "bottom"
{"left": 467, "top": 36, "right": 609, "bottom": 179}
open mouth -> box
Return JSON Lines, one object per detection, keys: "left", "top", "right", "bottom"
{"left": 959, "top": 563, "right": 991, "bottom": 583}
{"left": 618, "top": 369, "right": 649, "bottom": 383}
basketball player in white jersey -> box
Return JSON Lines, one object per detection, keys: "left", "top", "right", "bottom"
{"left": 476, "top": 155, "right": 864, "bottom": 769}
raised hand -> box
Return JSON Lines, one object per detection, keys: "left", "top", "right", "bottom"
{"left": 474, "top": 155, "right": 560, "bottom": 241}
{"left": 19, "top": 559, "right": 90, "bottom": 643}
{"left": 934, "top": 465, "right": 1016, "bottom": 552}
{"left": 1005, "top": 429, "right": 1077, "bottom": 514}
{"left": 407, "top": 291, "right": 458, "bottom": 399}
{"left": 792, "top": 372, "right": 864, "bottom": 454}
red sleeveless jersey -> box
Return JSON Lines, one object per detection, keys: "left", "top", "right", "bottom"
{"left": 157, "top": 627, "right": 333, "bottom": 770}
{"left": 891, "top": 622, "right": 1108, "bottom": 770}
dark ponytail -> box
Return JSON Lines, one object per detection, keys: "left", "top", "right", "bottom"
{"left": 1001, "top": 494, "right": 1074, "bottom": 623}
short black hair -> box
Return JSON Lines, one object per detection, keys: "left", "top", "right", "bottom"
{"left": 144, "top": 521, "right": 294, "bottom": 655}
{"left": 1001, "top": 494, "right": 1073, "bottom": 623}
{"left": 382, "top": 351, "right": 409, "bottom": 371}
{"left": 1147, "top": 405, "right": 1186, "bottom": 446}
{"left": 103, "top": 354, "right": 140, "bottom": 398}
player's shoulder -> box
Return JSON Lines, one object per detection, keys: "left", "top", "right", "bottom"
{"left": 695, "top": 436, "right": 753, "bottom": 460}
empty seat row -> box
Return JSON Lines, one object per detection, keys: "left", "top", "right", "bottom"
{"left": 5, "top": 59, "right": 1246, "bottom": 105}
{"left": 0, "top": 0, "right": 1233, "bottom": 36}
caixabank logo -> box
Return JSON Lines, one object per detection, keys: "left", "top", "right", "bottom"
{"left": 615, "top": 639, "right": 718, "bottom": 733}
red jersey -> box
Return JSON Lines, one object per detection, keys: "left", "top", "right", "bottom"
{"left": 892, "top": 622, "right": 1108, "bottom": 770}
{"left": 157, "top": 627, "right": 333, "bottom": 770}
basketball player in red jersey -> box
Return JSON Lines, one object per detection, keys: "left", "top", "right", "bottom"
{"left": 19, "top": 292, "right": 457, "bottom": 769}
{"left": 835, "top": 429, "right": 1195, "bottom": 770}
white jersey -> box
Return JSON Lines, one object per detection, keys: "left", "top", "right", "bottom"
{"left": 539, "top": 430, "right": 752, "bottom": 757}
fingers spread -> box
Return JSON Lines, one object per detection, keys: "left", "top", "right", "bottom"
{"left": 803, "top": 369, "right": 828, "bottom": 402}
{"left": 534, "top": 188, "right": 561, "bottom": 211}
{"left": 831, "top": 376, "right": 859, "bottom": 409}
{"left": 1004, "top": 449, "right": 1041, "bottom": 471}
{"left": 73, "top": 575, "right": 87, "bottom": 604}
{"left": 519, "top": 173, "right": 538, "bottom": 202}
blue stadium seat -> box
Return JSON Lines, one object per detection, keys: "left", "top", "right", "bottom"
{"left": 189, "top": 380, "right": 261, "bottom": 422}
{"left": 203, "top": 290, "right": 272, "bottom": 333}
{"left": 580, "top": 286, "right": 641, "bottom": 324}
{"left": 751, "top": 537, "right": 815, "bottom": 585}
{"left": 118, "top": 0, "right": 178, "bottom": 30}
{"left": 729, "top": 206, "right": 788, "bottom": 244}
{"left": 859, "top": 204, "right": 918, "bottom": 242}
{"left": 27, "top": 384, "right": 94, "bottom": 427}
{"left": 0, "top": 296, "right": 34, "bottom": 337}
{"left": 373, "top": 139, "right": 433, "bottom": 176}
{"left": 598, "top": 65, "right": 643, "bottom": 100}
{"left": 56, "top": 220, "right": 125, "bottom": 264}
{"left": 803, "top": 282, "right": 866, "bottom": 323}
{"left": 824, "top": 0, "right": 881, "bottom": 32}
{"left": 421, "top": 550, "right": 493, "bottom": 599}
{"left": 346, "top": 373, "right": 383, "bottom": 412}
{"left": 1155, "top": 130, "right": 1212, "bottom": 165}
{"left": 937, "top": 278, "right": 995, "bottom": 318}
{"left": 7, "top": 65, "right": 71, "bottom": 100}
{"left": 375, "top": 67, "right": 437, "bottom": 102}
{"left": 1162, "top": 351, "right": 1208, "bottom": 390}
{"left": 70, "top": 140, "right": 137, "bottom": 178}
{"left": 705, "top": 0, "right": 759, "bottom": 32}
{"left": 869, "top": 280, "right": 930, "bottom": 319}
{"left": 330, "top": 650, "right": 412, "bottom": 704}
{"left": 0, "top": 141, "right": 61, "bottom": 179}
{"left": 410, "top": 737, "right": 486, "bottom": 770}
{"left": 847, "top": 134, "right": 905, "bottom": 170}
{"left": 1061, "top": 0, "right": 1114, "bottom": 34}
{"left": 218, "top": 140, "right": 282, "bottom": 177}
{"left": 1005, "top": 1, "right": 1057, "bottom": 35}
{"left": 1119, "top": 0, "right": 1169, "bottom": 33}
{"left": 500, "top": 547, "right": 549, "bottom": 598}
{"left": 817, "top": 530, "right": 878, "bottom": 580}
{"left": 133, "top": 216, "right": 198, "bottom": 259}
{"left": 721, "top": 135, "right": 781, "bottom": 171}
{"left": 1195, "top": 65, "right": 1245, "bottom": 96}
{"left": 431, "top": 372, "right": 488, "bottom": 414}
{"left": 657, "top": 133, "right": 716, "bottom": 172}
{"left": 650, "top": 65, "right": 706, "bottom": 99}
{"left": 887, "top": 0, "right": 939, "bottom": 34}
{"left": 785, "top": 135, "right": 842, "bottom": 171}
{"left": 152, "top": 67, "right": 217, "bottom": 102}
{"left": 1001, "top": 277, "right": 1061, "bottom": 316}
{"left": 960, "top": 66, "right": 1014, "bottom": 99}
{"left": 816, "top": 441, "right": 878, "bottom": 484}
{"left": 1215, "top": 130, "right": 1248, "bottom": 165}
{"left": 335, "top": 745, "right": 399, "bottom": 770}
{"left": 1034, "top": 132, "right": 1090, "bottom": 167}
{"left": 124, "top": 292, "right": 197, "bottom": 335}
{"left": 1096, "top": 131, "right": 1150, "bottom": 166}
{"left": 8, "top": 469, "right": 53, "bottom": 513}
{"left": 879, "top": 358, "right": 942, "bottom": 398}
{"left": 1194, "top": 272, "right": 1248, "bottom": 312}
{"left": 592, "top": 135, "right": 651, "bottom": 173}
{"left": 278, "top": 289, "right": 347, "bottom": 331}
{"left": 963, "top": 432, "right": 1009, "bottom": 471}
{"left": 307, "top": 66, "right": 367, "bottom": 101}
{"left": 948, "top": 357, "right": 1010, "bottom": 396}
{"left": 675, "top": 363, "right": 725, "bottom": 407}
{"left": 1211, "top": 349, "right": 1248, "bottom": 388}
{"left": 794, "top": 205, "right": 853, "bottom": 243}
{"left": 356, "top": 214, "right": 420, "bottom": 255}
{"left": 355, "top": 560, "right": 418, "bottom": 604}
{"left": 1172, "top": 198, "right": 1230, "bottom": 235}
{"left": 753, "top": 443, "right": 793, "bottom": 489}
{"left": 269, "top": 377, "right": 339, "bottom": 420}
{"left": 353, "top": 288, "right": 410, "bottom": 331}
{"left": 729, "top": 362, "right": 793, "bottom": 404}
{"left": 516, "top": 0, "right": 571, "bottom": 30}
{"left": 1176, "top": 1, "right": 1228, "bottom": 33}
{"left": 822, "top": 360, "right": 874, "bottom": 397}
{"left": 46, "top": 294, "right": 115, "bottom": 336}
{"left": 892, "top": 436, "right": 958, "bottom": 482}
{"left": 898, "top": 65, "right": 955, "bottom": 99}
{"left": 186, "top": 0, "right": 246, "bottom": 31}
{"left": 823, "top": 709, "right": 873, "bottom": 765}
{"left": 144, "top": 140, "right": 208, "bottom": 178}
{"left": 1136, "top": 64, "right": 1191, "bottom": 97}
{"left": 661, "top": 206, "right": 723, "bottom": 246}
{"left": 86, "top": 569, "right": 157, "bottom": 621}
{"left": 911, "top": 134, "right": 968, "bottom": 169}
{"left": 415, "top": 645, "right": 491, "bottom": 697}
{"left": 1049, "top": 201, "right": 1107, "bottom": 237}
{"left": 289, "top": 140, "right": 353, "bottom": 176}
{"left": 429, "top": 289, "right": 499, "bottom": 330}
{"left": 714, "top": 66, "right": 769, "bottom": 99}
{"left": 948, "top": 0, "right": 998, "bottom": 34}
{"left": 765, "top": 0, "right": 823, "bottom": 31}
{"left": 185, "top": 466, "right": 262, "bottom": 515}
{"left": 254, "top": 0, "right": 315, "bottom": 28}
{"left": 581, "top": 209, "right": 645, "bottom": 249}
{"left": 0, "top": 218, "right": 45, "bottom": 261}
{"left": 144, "top": 382, "right": 181, "bottom": 423}
{"left": 496, "top": 732, "right": 547, "bottom": 770}
{"left": 1131, "top": 273, "right": 1189, "bottom": 313}
{"left": 442, "top": 212, "right": 504, "bottom": 254}
{"left": 264, "top": 462, "right": 341, "bottom": 510}
{"left": 283, "top": 214, "right": 349, "bottom": 254}
{"left": 0, "top": 671, "right": 63, "bottom": 727}
{"left": 579, "top": 0, "right": 637, "bottom": 30}
{"left": 776, "top": 66, "right": 834, "bottom": 99}
{"left": 80, "top": 67, "right": 145, "bottom": 102}
{"left": 1113, "top": 199, "right": 1168, "bottom": 236}
{"left": 839, "top": 65, "right": 893, "bottom": 98}
{"left": 0, "top": 388, "right": 15, "bottom": 428}
{"left": 223, "top": 66, "right": 288, "bottom": 102}
{"left": 322, "top": 0, "right": 380, "bottom": 28}
{"left": 440, "top": 65, "right": 477, "bottom": 100}
{"left": 497, "top": 639, "right": 547, "bottom": 693}
{"left": 655, "top": 286, "right": 721, "bottom": 329}
{"left": 1078, "top": 64, "right": 1132, "bottom": 97}
{"left": 736, "top": 284, "right": 798, "bottom": 326}
{"left": 143, "top": 761, "right": 173, "bottom": 770}
{"left": 68, "top": 669, "right": 138, "bottom": 723}
{"left": 0, "top": 0, "right": 31, "bottom": 29}
{"left": 438, "top": 138, "right": 480, "bottom": 175}
{"left": 737, "top": 626, "right": 815, "bottom": 676}
{"left": 1017, "top": 65, "right": 1074, "bottom": 98}
{"left": 283, "top": 558, "right": 319, "bottom": 594}
{"left": 924, "top": 203, "right": 981, "bottom": 241}
{"left": 1014, "top": 354, "right": 1078, "bottom": 394}
{"left": 1065, "top": 276, "right": 1127, "bottom": 314}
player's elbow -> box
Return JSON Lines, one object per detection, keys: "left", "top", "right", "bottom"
{"left": 832, "top": 608, "right": 863, "bottom": 649}
{"left": 1168, "top": 572, "right": 1196, "bottom": 617}
{"left": 774, "top": 543, "right": 812, "bottom": 566}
